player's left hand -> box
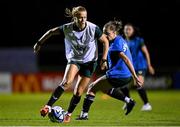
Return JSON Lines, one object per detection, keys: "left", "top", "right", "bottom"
{"left": 148, "top": 65, "right": 155, "bottom": 75}
{"left": 100, "top": 59, "right": 108, "bottom": 71}
{"left": 134, "top": 76, "right": 143, "bottom": 89}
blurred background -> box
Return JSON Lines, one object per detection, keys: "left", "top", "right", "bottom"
{"left": 1, "top": 0, "right": 180, "bottom": 93}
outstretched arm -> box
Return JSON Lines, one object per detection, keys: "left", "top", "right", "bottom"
{"left": 34, "top": 27, "right": 61, "bottom": 53}
{"left": 119, "top": 52, "right": 143, "bottom": 87}
{"left": 141, "top": 45, "right": 155, "bottom": 75}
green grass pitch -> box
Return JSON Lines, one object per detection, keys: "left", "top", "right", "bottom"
{"left": 0, "top": 90, "right": 180, "bottom": 126}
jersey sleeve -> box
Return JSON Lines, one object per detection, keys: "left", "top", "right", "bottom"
{"left": 112, "top": 39, "right": 124, "bottom": 52}
{"left": 59, "top": 25, "right": 64, "bottom": 33}
{"left": 139, "top": 37, "right": 145, "bottom": 47}
{"left": 56, "top": 25, "right": 65, "bottom": 37}
{"left": 95, "top": 26, "right": 103, "bottom": 39}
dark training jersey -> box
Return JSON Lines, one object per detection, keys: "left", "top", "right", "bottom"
{"left": 106, "top": 35, "right": 133, "bottom": 79}
{"left": 126, "top": 37, "right": 147, "bottom": 71}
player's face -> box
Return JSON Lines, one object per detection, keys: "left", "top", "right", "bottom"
{"left": 104, "top": 29, "right": 116, "bottom": 41}
{"left": 124, "top": 25, "right": 134, "bottom": 38}
{"left": 75, "top": 11, "right": 87, "bottom": 29}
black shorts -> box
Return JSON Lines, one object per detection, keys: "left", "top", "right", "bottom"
{"left": 107, "top": 77, "right": 133, "bottom": 88}
{"left": 68, "top": 61, "right": 97, "bottom": 78}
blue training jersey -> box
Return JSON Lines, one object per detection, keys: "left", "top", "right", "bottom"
{"left": 126, "top": 37, "right": 147, "bottom": 71}
{"left": 106, "top": 35, "right": 132, "bottom": 79}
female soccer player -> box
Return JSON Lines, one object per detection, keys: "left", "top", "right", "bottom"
{"left": 76, "top": 20, "right": 143, "bottom": 120}
{"left": 33, "top": 6, "right": 109, "bottom": 123}
{"left": 121, "top": 23, "right": 155, "bottom": 111}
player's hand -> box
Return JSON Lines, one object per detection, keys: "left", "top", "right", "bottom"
{"left": 134, "top": 76, "right": 143, "bottom": 89}
{"left": 33, "top": 43, "right": 41, "bottom": 53}
{"left": 100, "top": 59, "right": 108, "bottom": 71}
{"left": 148, "top": 65, "right": 155, "bottom": 75}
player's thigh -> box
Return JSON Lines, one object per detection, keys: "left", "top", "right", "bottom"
{"left": 79, "top": 61, "right": 97, "bottom": 78}
{"left": 89, "top": 76, "right": 112, "bottom": 94}
{"left": 63, "top": 64, "right": 79, "bottom": 84}
{"left": 74, "top": 75, "right": 91, "bottom": 95}
{"left": 107, "top": 77, "right": 133, "bottom": 89}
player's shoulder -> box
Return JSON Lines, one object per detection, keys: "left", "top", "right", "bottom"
{"left": 87, "top": 21, "right": 98, "bottom": 28}
{"left": 116, "top": 35, "right": 126, "bottom": 44}
{"left": 62, "top": 22, "right": 73, "bottom": 29}
{"left": 61, "top": 22, "right": 74, "bottom": 33}
{"left": 135, "top": 36, "right": 144, "bottom": 42}
{"left": 110, "top": 36, "right": 127, "bottom": 51}
{"left": 112, "top": 36, "right": 125, "bottom": 48}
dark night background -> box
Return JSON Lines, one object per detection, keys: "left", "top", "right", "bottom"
{"left": 1, "top": 0, "right": 180, "bottom": 73}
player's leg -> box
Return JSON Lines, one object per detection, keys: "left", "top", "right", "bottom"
{"left": 105, "top": 77, "right": 135, "bottom": 115}
{"left": 76, "top": 75, "right": 107, "bottom": 120}
{"left": 137, "top": 74, "right": 152, "bottom": 111}
{"left": 64, "top": 61, "right": 97, "bottom": 122}
{"left": 77, "top": 76, "right": 135, "bottom": 120}
{"left": 120, "top": 77, "right": 136, "bottom": 99}
{"left": 120, "top": 82, "right": 132, "bottom": 110}
{"left": 121, "top": 86, "right": 130, "bottom": 97}
{"left": 105, "top": 87, "right": 135, "bottom": 115}
{"left": 64, "top": 75, "right": 91, "bottom": 122}
{"left": 90, "top": 77, "right": 135, "bottom": 115}
{"left": 105, "top": 78, "right": 131, "bottom": 101}
{"left": 40, "top": 64, "right": 79, "bottom": 117}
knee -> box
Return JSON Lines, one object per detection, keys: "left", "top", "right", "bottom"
{"left": 87, "top": 87, "right": 96, "bottom": 96}
{"left": 60, "top": 80, "right": 73, "bottom": 90}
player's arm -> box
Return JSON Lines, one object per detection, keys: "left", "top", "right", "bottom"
{"left": 99, "top": 34, "right": 109, "bottom": 70}
{"left": 119, "top": 52, "right": 143, "bottom": 87}
{"left": 141, "top": 45, "right": 155, "bottom": 75}
{"left": 33, "top": 27, "right": 62, "bottom": 53}
{"left": 95, "top": 26, "right": 109, "bottom": 70}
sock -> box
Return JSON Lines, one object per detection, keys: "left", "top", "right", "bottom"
{"left": 121, "top": 87, "right": 130, "bottom": 97}
{"left": 67, "top": 95, "right": 81, "bottom": 113}
{"left": 137, "top": 87, "right": 148, "bottom": 104}
{"left": 124, "top": 96, "right": 130, "bottom": 103}
{"left": 107, "top": 88, "right": 125, "bottom": 102}
{"left": 47, "top": 86, "right": 64, "bottom": 106}
{"left": 82, "top": 94, "right": 95, "bottom": 113}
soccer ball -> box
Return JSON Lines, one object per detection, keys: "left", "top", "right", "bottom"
{"left": 48, "top": 106, "right": 65, "bottom": 123}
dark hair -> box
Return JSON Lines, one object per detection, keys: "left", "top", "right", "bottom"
{"left": 65, "top": 6, "right": 87, "bottom": 19}
{"left": 103, "top": 20, "right": 123, "bottom": 34}
{"left": 123, "top": 23, "right": 141, "bottom": 39}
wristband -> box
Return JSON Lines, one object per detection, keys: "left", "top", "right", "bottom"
{"left": 101, "top": 59, "right": 107, "bottom": 65}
